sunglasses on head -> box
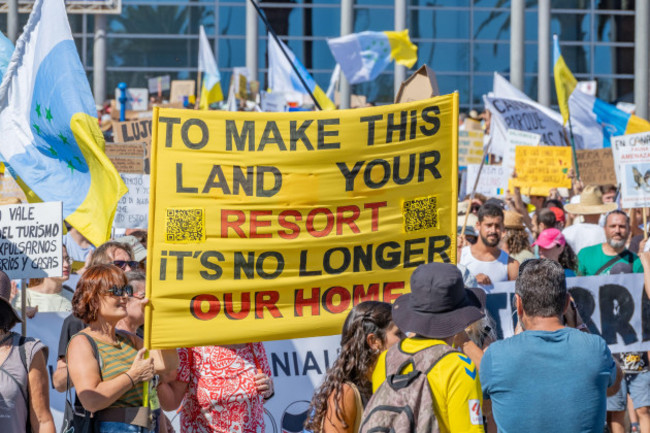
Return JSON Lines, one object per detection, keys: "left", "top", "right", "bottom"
{"left": 105, "top": 284, "right": 134, "bottom": 297}
{"left": 113, "top": 260, "right": 139, "bottom": 270}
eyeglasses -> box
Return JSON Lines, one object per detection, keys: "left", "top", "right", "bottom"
{"left": 63, "top": 256, "right": 72, "bottom": 265}
{"left": 113, "top": 260, "right": 139, "bottom": 270}
{"left": 105, "top": 285, "right": 134, "bottom": 297}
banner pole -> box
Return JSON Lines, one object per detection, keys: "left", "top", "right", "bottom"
{"left": 247, "top": 0, "right": 323, "bottom": 110}
{"left": 460, "top": 152, "right": 487, "bottom": 237}
{"left": 566, "top": 117, "right": 580, "bottom": 181}
{"left": 644, "top": 209, "right": 648, "bottom": 241}
{"left": 21, "top": 279, "right": 27, "bottom": 336}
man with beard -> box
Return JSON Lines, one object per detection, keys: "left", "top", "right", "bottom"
{"left": 577, "top": 210, "right": 643, "bottom": 276}
{"left": 460, "top": 203, "right": 519, "bottom": 292}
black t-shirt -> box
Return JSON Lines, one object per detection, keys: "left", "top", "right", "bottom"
{"left": 57, "top": 313, "right": 85, "bottom": 359}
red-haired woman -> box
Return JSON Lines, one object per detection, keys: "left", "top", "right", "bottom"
{"left": 66, "top": 264, "right": 157, "bottom": 432}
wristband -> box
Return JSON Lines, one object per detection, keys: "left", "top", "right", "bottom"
{"left": 124, "top": 372, "right": 136, "bottom": 389}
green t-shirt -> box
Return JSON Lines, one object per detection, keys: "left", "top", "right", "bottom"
{"left": 577, "top": 244, "right": 643, "bottom": 276}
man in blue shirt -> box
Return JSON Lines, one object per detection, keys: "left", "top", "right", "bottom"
{"left": 480, "top": 258, "right": 622, "bottom": 433}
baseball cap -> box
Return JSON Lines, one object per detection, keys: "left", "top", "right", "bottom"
{"left": 532, "top": 228, "right": 566, "bottom": 249}
{"left": 548, "top": 207, "right": 565, "bottom": 224}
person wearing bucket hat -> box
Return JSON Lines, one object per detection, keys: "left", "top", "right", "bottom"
{"left": 480, "top": 259, "right": 622, "bottom": 433}
{"left": 370, "top": 263, "right": 486, "bottom": 433}
{"left": 0, "top": 270, "right": 56, "bottom": 432}
{"left": 562, "top": 185, "right": 615, "bottom": 254}
{"left": 577, "top": 209, "right": 643, "bottom": 276}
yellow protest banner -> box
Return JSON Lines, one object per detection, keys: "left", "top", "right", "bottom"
{"left": 511, "top": 145, "right": 572, "bottom": 190}
{"left": 145, "top": 94, "right": 459, "bottom": 349}
{"left": 458, "top": 130, "right": 484, "bottom": 169}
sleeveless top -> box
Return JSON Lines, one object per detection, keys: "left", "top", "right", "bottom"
{"left": 0, "top": 333, "right": 47, "bottom": 433}
{"left": 459, "top": 246, "right": 509, "bottom": 292}
{"left": 89, "top": 332, "right": 142, "bottom": 407}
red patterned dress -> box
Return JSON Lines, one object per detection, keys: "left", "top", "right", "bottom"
{"left": 176, "top": 343, "right": 272, "bottom": 433}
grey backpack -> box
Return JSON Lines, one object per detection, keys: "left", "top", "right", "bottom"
{"left": 359, "top": 342, "right": 456, "bottom": 433}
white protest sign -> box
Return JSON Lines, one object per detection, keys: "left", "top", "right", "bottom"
{"left": 484, "top": 95, "right": 569, "bottom": 157}
{"left": 0, "top": 201, "right": 63, "bottom": 279}
{"left": 611, "top": 132, "right": 650, "bottom": 208}
{"left": 466, "top": 164, "right": 508, "bottom": 197}
{"left": 489, "top": 274, "right": 650, "bottom": 353}
{"left": 115, "top": 88, "right": 149, "bottom": 111}
{"left": 504, "top": 129, "right": 540, "bottom": 178}
{"left": 113, "top": 174, "right": 150, "bottom": 229}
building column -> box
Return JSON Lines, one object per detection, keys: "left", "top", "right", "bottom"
{"left": 537, "top": 0, "right": 550, "bottom": 106}
{"left": 635, "top": 0, "right": 649, "bottom": 119}
{"left": 246, "top": 0, "right": 259, "bottom": 81}
{"left": 7, "top": 0, "right": 18, "bottom": 43}
{"left": 339, "top": 0, "right": 353, "bottom": 109}
{"left": 393, "top": 0, "right": 406, "bottom": 95}
{"left": 510, "top": 0, "right": 525, "bottom": 91}
{"left": 93, "top": 14, "right": 107, "bottom": 106}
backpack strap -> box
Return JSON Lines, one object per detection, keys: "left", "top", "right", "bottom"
{"left": 18, "top": 335, "right": 32, "bottom": 432}
{"left": 65, "top": 332, "right": 103, "bottom": 416}
{"left": 595, "top": 251, "right": 635, "bottom": 275}
{"left": 383, "top": 342, "right": 457, "bottom": 391}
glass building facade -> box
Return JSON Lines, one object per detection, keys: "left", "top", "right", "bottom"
{"left": 0, "top": 0, "right": 637, "bottom": 110}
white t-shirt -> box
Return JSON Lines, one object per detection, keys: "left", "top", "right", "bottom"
{"left": 12, "top": 287, "right": 73, "bottom": 312}
{"left": 459, "top": 246, "right": 510, "bottom": 292}
{"left": 562, "top": 223, "right": 606, "bottom": 255}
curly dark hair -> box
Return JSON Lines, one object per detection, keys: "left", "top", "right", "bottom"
{"left": 305, "top": 301, "right": 394, "bottom": 431}
{"left": 558, "top": 243, "right": 578, "bottom": 273}
{"left": 504, "top": 228, "right": 531, "bottom": 256}
{"left": 72, "top": 264, "right": 127, "bottom": 323}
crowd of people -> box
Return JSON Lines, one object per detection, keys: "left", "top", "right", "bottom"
{"left": 0, "top": 171, "right": 649, "bottom": 432}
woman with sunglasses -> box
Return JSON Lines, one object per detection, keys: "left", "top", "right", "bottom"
{"left": 66, "top": 264, "right": 156, "bottom": 432}
{"left": 89, "top": 240, "right": 140, "bottom": 272}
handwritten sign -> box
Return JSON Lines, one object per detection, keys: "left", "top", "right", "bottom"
{"left": 612, "top": 132, "right": 650, "bottom": 208}
{"left": 148, "top": 75, "right": 171, "bottom": 94}
{"left": 458, "top": 131, "right": 484, "bottom": 169}
{"left": 0, "top": 201, "right": 63, "bottom": 279}
{"left": 466, "top": 164, "right": 507, "bottom": 197}
{"left": 170, "top": 80, "right": 195, "bottom": 104}
{"left": 504, "top": 129, "right": 540, "bottom": 177}
{"left": 113, "top": 174, "right": 150, "bottom": 229}
{"left": 575, "top": 148, "right": 617, "bottom": 186}
{"left": 112, "top": 119, "right": 152, "bottom": 144}
{"left": 511, "top": 146, "right": 572, "bottom": 190}
{"left": 114, "top": 87, "right": 149, "bottom": 112}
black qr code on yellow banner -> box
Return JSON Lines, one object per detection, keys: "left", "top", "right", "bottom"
{"left": 165, "top": 208, "right": 206, "bottom": 243}
{"left": 403, "top": 196, "right": 438, "bottom": 232}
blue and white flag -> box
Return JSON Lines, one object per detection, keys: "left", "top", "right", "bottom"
{"left": 0, "top": 0, "right": 127, "bottom": 246}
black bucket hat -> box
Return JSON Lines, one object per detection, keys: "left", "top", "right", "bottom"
{"left": 392, "top": 262, "right": 484, "bottom": 339}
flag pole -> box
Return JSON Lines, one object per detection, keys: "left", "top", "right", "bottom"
{"left": 566, "top": 117, "right": 581, "bottom": 181}
{"left": 247, "top": 0, "right": 323, "bottom": 110}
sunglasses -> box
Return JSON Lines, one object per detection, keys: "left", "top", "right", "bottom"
{"left": 105, "top": 285, "right": 134, "bottom": 297}
{"left": 113, "top": 260, "right": 139, "bottom": 270}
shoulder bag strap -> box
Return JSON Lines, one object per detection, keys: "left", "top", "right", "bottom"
{"left": 595, "top": 252, "right": 626, "bottom": 275}
{"left": 65, "top": 332, "right": 103, "bottom": 413}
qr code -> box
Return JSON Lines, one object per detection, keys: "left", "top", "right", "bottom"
{"left": 165, "top": 208, "right": 206, "bottom": 243}
{"left": 403, "top": 196, "right": 438, "bottom": 232}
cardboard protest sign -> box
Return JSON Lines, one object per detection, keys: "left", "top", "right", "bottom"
{"left": 458, "top": 131, "right": 484, "bottom": 169}
{"left": 575, "top": 148, "right": 617, "bottom": 186}
{"left": 394, "top": 65, "right": 440, "bottom": 103}
{"left": 489, "top": 274, "right": 650, "bottom": 353}
{"left": 612, "top": 132, "right": 650, "bottom": 208}
{"left": 145, "top": 94, "right": 459, "bottom": 348}
{"left": 170, "top": 80, "right": 195, "bottom": 104}
{"left": 112, "top": 119, "right": 152, "bottom": 144}
{"left": 0, "top": 201, "right": 63, "bottom": 279}
{"left": 114, "top": 87, "right": 149, "bottom": 112}
{"left": 511, "top": 145, "right": 572, "bottom": 190}
{"left": 113, "top": 174, "right": 150, "bottom": 229}
{"left": 106, "top": 142, "right": 146, "bottom": 174}
{"left": 466, "top": 164, "right": 507, "bottom": 197}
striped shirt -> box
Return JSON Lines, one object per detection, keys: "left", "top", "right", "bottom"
{"left": 93, "top": 333, "right": 142, "bottom": 407}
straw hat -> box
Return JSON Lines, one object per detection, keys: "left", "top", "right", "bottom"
{"left": 564, "top": 185, "right": 617, "bottom": 215}
{"left": 504, "top": 210, "right": 525, "bottom": 229}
